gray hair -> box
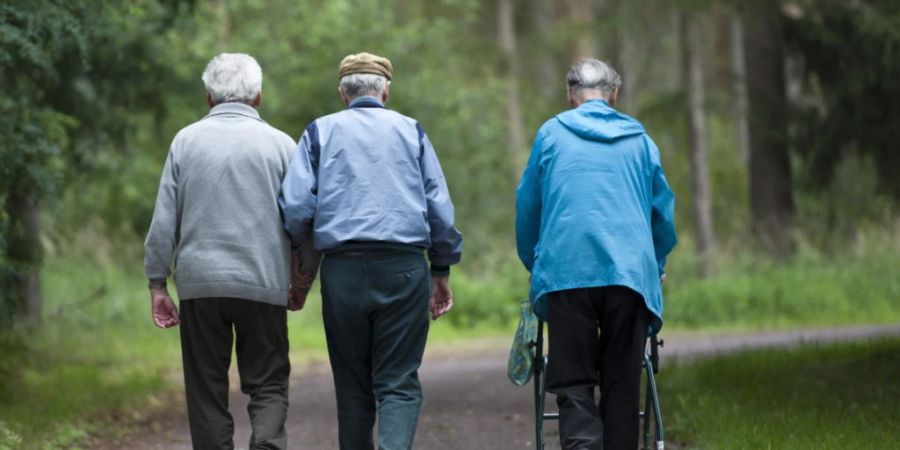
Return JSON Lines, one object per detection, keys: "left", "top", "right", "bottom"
{"left": 566, "top": 59, "right": 622, "bottom": 99}
{"left": 340, "top": 73, "right": 388, "bottom": 101}
{"left": 201, "top": 53, "right": 262, "bottom": 105}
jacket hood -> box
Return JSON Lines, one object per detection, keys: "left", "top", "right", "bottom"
{"left": 555, "top": 99, "right": 645, "bottom": 142}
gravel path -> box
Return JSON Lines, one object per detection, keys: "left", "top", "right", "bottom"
{"left": 98, "top": 324, "right": 900, "bottom": 450}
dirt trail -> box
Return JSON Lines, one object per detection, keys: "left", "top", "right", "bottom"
{"left": 96, "top": 324, "right": 900, "bottom": 450}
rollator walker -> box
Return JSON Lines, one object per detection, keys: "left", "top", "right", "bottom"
{"left": 531, "top": 320, "right": 665, "bottom": 450}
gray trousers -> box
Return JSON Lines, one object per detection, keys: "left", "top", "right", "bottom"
{"left": 320, "top": 250, "right": 431, "bottom": 450}
{"left": 179, "top": 298, "right": 290, "bottom": 450}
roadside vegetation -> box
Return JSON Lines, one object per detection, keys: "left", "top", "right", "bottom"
{"left": 1, "top": 224, "right": 896, "bottom": 447}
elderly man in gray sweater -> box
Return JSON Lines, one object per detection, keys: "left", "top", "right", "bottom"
{"left": 144, "top": 53, "right": 312, "bottom": 450}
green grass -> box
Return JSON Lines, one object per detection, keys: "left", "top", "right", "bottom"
{"left": 0, "top": 255, "right": 179, "bottom": 449}
{"left": 661, "top": 227, "right": 900, "bottom": 331}
{"left": 661, "top": 337, "right": 900, "bottom": 449}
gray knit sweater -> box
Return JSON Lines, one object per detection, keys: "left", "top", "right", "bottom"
{"left": 144, "top": 102, "right": 296, "bottom": 306}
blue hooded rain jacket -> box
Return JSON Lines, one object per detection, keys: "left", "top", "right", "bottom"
{"left": 515, "top": 99, "right": 677, "bottom": 333}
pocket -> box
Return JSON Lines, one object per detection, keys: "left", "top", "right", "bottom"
{"left": 379, "top": 264, "right": 425, "bottom": 292}
{"left": 369, "top": 257, "right": 428, "bottom": 304}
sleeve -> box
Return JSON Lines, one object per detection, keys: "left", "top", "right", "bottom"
{"left": 298, "top": 238, "right": 322, "bottom": 274}
{"left": 143, "top": 146, "right": 179, "bottom": 283}
{"left": 515, "top": 129, "right": 545, "bottom": 272}
{"left": 279, "top": 123, "right": 320, "bottom": 247}
{"left": 647, "top": 137, "right": 677, "bottom": 276}
{"left": 417, "top": 123, "right": 462, "bottom": 274}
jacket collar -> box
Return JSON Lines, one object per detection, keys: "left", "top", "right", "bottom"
{"left": 205, "top": 102, "right": 263, "bottom": 121}
{"left": 580, "top": 98, "right": 611, "bottom": 109}
{"left": 348, "top": 96, "right": 386, "bottom": 109}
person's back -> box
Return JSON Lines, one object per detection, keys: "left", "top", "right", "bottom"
{"left": 280, "top": 52, "right": 461, "bottom": 450}
{"left": 520, "top": 99, "right": 670, "bottom": 327}
{"left": 516, "top": 58, "right": 676, "bottom": 450}
{"left": 163, "top": 105, "right": 294, "bottom": 301}
{"left": 304, "top": 104, "right": 436, "bottom": 251}
{"left": 143, "top": 53, "right": 297, "bottom": 450}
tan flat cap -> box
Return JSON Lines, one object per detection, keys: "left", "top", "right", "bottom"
{"left": 338, "top": 52, "right": 393, "bottom": 80}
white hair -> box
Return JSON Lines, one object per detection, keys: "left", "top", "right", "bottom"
{"left": 201, "top": 53, "right": 262, "bottom": 105}
{"left": 339, "top": 73, "right": 388, "bottom": 101}
{"left": 566, "top": 58, "right": 622, "bottom": 99}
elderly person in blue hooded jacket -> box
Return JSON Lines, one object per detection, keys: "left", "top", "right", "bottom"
{"left": 515, "top": 58, "right": 677, "bottom": 450}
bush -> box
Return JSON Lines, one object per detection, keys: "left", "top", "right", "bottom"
{"left": 0, "top": 421, "right": 22, "bottom": 450}
{"left": 663, "top": 226, "right": 900, "bottom": 329}
{"left": 446, "top": 260, "right": 529, "bottom": 329}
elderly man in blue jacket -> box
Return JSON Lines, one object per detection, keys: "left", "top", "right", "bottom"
{"left": 516, "top": 58, "right": 677, "bottom": 450}
{"left": 280, "top": 52, "right": 462, "bottom": 450}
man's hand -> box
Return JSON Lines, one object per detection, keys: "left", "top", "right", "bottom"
{"left": 287, "top": 246, "right": 320, "bottom": 311}
{"left": 150, "top": 287, "right": 180, "bottom": 329}
{"left": 660, "top": 273, "right": 667, "bottom": 285}
{"left": 288, "top": 270, "right": 316, "bottom": 311}
{"left": 293, "top": 269, "right": 316, "bottom": 289}
{"left": 288, "top": 286, "right": 309, "bottom": 311}
{"left": 429, "top": 276, "right": 453, "bottom": 320}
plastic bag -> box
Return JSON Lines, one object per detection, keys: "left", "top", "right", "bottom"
{"left": 507, "top": 298, "right": 539, "bottom": 386}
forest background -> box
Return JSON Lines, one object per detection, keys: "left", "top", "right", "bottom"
{"left": 0, "top": 0, "right": 897, "bottom": 447}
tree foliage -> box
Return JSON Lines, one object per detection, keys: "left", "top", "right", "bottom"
{"left": 1, "top": 0, "right": 898, "bottom": 326}
{"left": 0, "top": 0, "right": 186, "bottom": 326}
{"left": 785, "top": 0, "right": 900, "bottom": 199}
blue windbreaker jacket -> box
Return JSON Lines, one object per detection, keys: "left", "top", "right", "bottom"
{"left": 515, "top": 99, "right": 677, "bottom": 332}
{"left": 280, "top": 96, "right": 462, "bottom": 269}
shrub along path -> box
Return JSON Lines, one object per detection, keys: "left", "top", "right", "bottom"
{"left": 90, "top": 324, "right": 900, "bottom": 450}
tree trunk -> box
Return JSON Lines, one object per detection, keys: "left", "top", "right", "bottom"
{"left": 212, "top": 0, "right": 231, "bottom": 50}
{"left": 6, "top": 190, "right": 42, "bottom": 324}
{"left": 680, "top": 12, "right": 717, "bottom": 278}
{"left": 564, "top": 0, "right": 596, "bottom": 59}
{"left": 742, "top": 2, "right": 795, "bottom": 257}
{"left": 616, "top": 23, "right": 640, "bottom": 114}
{"left": 497, "top": 0, "right": 527, "bottom": 180}
{"left": 532, "top": 0, "right": 560, "bottom": 103}
{"left": 730, "top": 14, "right": 750, "bottom": 164}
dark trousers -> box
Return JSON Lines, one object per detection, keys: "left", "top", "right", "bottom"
{"left": 546, "top": 286, "right": 649, "bottom": 450}
{"left": 320, "top": 251, "right": 431, "bottom": 450}
{"left": 179, "top": 298, "right": 290, "bottom": 450}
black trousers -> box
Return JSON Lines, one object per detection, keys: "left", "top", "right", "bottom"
{"left": 179, "top": 298, "right": 290, "bottom": 450}
{"left": 546, "top": 286, "right": 649, "bottom": 450}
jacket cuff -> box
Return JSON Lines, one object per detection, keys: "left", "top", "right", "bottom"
{"left": 430, "top": 265, "right": 450, "bottom": 277}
